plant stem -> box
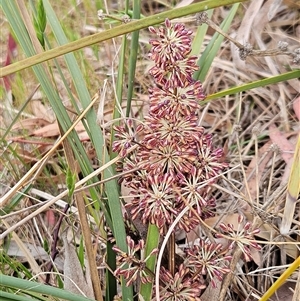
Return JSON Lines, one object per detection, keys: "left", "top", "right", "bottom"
{"left": 140, "top": 224, "right": 160, "bottom": 301}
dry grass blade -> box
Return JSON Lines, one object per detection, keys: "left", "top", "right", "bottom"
{"left": 1, "top": 219, "right": 43, "bottom": 278}
{"left": 292, "top": 270, "right": 300, "bottom": 301}
{"left": 0, "top": 149, "right": 122, "bottom": 241}
{"left": 259, "top": 255, "right": 300, "bottom": 301}
{"left": 62, "top": 129, "right": 103, "bottom": 301}
{"left": 280, "top": 135, "right": 300, "bottom": 235}
{"left": 0, "top": 93, "right": 99, "bottom": 209}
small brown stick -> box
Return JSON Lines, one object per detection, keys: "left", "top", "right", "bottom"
{"left": 219, "top": 247, "right": 243, "bottom": 301}
{"left": 45, "top": 204, "right": 69, "bottom": 284}
{"left": 61, "top": 127, "right": 103, "bottom": 301}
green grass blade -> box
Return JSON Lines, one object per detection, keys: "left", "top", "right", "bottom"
{"left": 0, "top": 292, "right": 40, "bottom": 301}
{"left": 1, "top": 0, "right": 247, "bottom": 77}
{"left": 126, "top": 0, "right": 141, "bottom": 117}
{"left": 43, "top": 0, "right": 126, "bottom": 238}
{"left": 0, "top": 275, "right": 96, "bottom": 301}
{"left": 41, "top": 1, "right": 133, "bottom": 299}
{"left": 110, "top": 35, "right": 127, "bottom": 157}
{"left": 1, "top": 0, "right": 132, "bottom": 299}
{"left": 1, "top": 1, "right": 103, "bottom": 220}
{"left": 204, "top": 69, "right": 300, "bottom": 102}
{"left": 0, "top": 1, "right": 81, "bottom": 144}
{"left": 191, "top": 9, "right": 213, "bottom": 55}
{"left": 193, "top": 3, "right": 239, "bottom": 82}
{"left": 140, "top": 224, "right": 160, "bottom": 301}
{"left": 0, "top": 290, "right": 47, "bottom": 301}
{"left": 105, "top": 241, "right": 117, "bottom": 301}
{"left": 42, "top": 0, "right": 105, "bottom": 213}
{"left": 0, "top": 184, "right": 31, "bottom": 215}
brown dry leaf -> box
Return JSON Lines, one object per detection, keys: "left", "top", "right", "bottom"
{"left": 33, "top": 122, "right": 60, "bottom": 137}
{"left": 6, "top": 240, "right": 48, "bottom": 262}
{"left": 12, "top": 118, "right": 50, "bottom": 133}
{"left": 205, "top": 213, "right": 242, "bottom": 229}
{"left": 33, "top": 121, "right": 87, "bottom": 138}
{"left": 200, "top": 279, "right": 222, "bottom": 301}
{"left": 293, "top": 96, "right": 300, "bottom": 123}
{"left": 269, "top": 125, "right": 295, "bottom": 164}
{"left": 249, "top": 245, "right": 262, "bottom": 266}
{"left": 269, "top": 124, "right": 296, "bottom": 184}
{"left": 269, "top": 99, "right": 300, "bottom": 234}
{"left": 62, "top": 229, "right": 95, "bottom": 299}
{"left": 201, "top": 112, "right": 225, "bottom": 130}
{"left": 30, "top": 100, "right": 55, "bottom": 122}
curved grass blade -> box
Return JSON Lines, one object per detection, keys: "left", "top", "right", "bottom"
{"left": 139, "top": 224, "right": 160, "bottom": 301}
{"left": 0, "top": 290, "right": 47, "bottom": 301}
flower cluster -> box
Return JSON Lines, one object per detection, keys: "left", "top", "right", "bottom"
{"left": 217, "top": 215, "right": 261, "bottom": 262}
{"left": 113, "top": 236, "right": 158, "bottom": 286}
{"left": 185, "top": 239, "right": 232, "bottom": 288}
{"left": 111, "top": 19, "right": 263, "bottom": 298}
{"left": 113, "top": 19, "right": 227, "bottom": 234}
{"left": 156, "top": 238, "right": 232, "bottom": 300}
{"left": 157, "top": 264, "right": 205, "bottom": 301}
{"left": 111, "top": 19, "right": 236, "bottom": 298}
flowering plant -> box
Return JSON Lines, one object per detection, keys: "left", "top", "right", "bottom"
{"left": 112, "top": 19, "right": 259, "bottom": 300}
{"left": 113, "top": 19, "right": 227, "bottom": 234}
